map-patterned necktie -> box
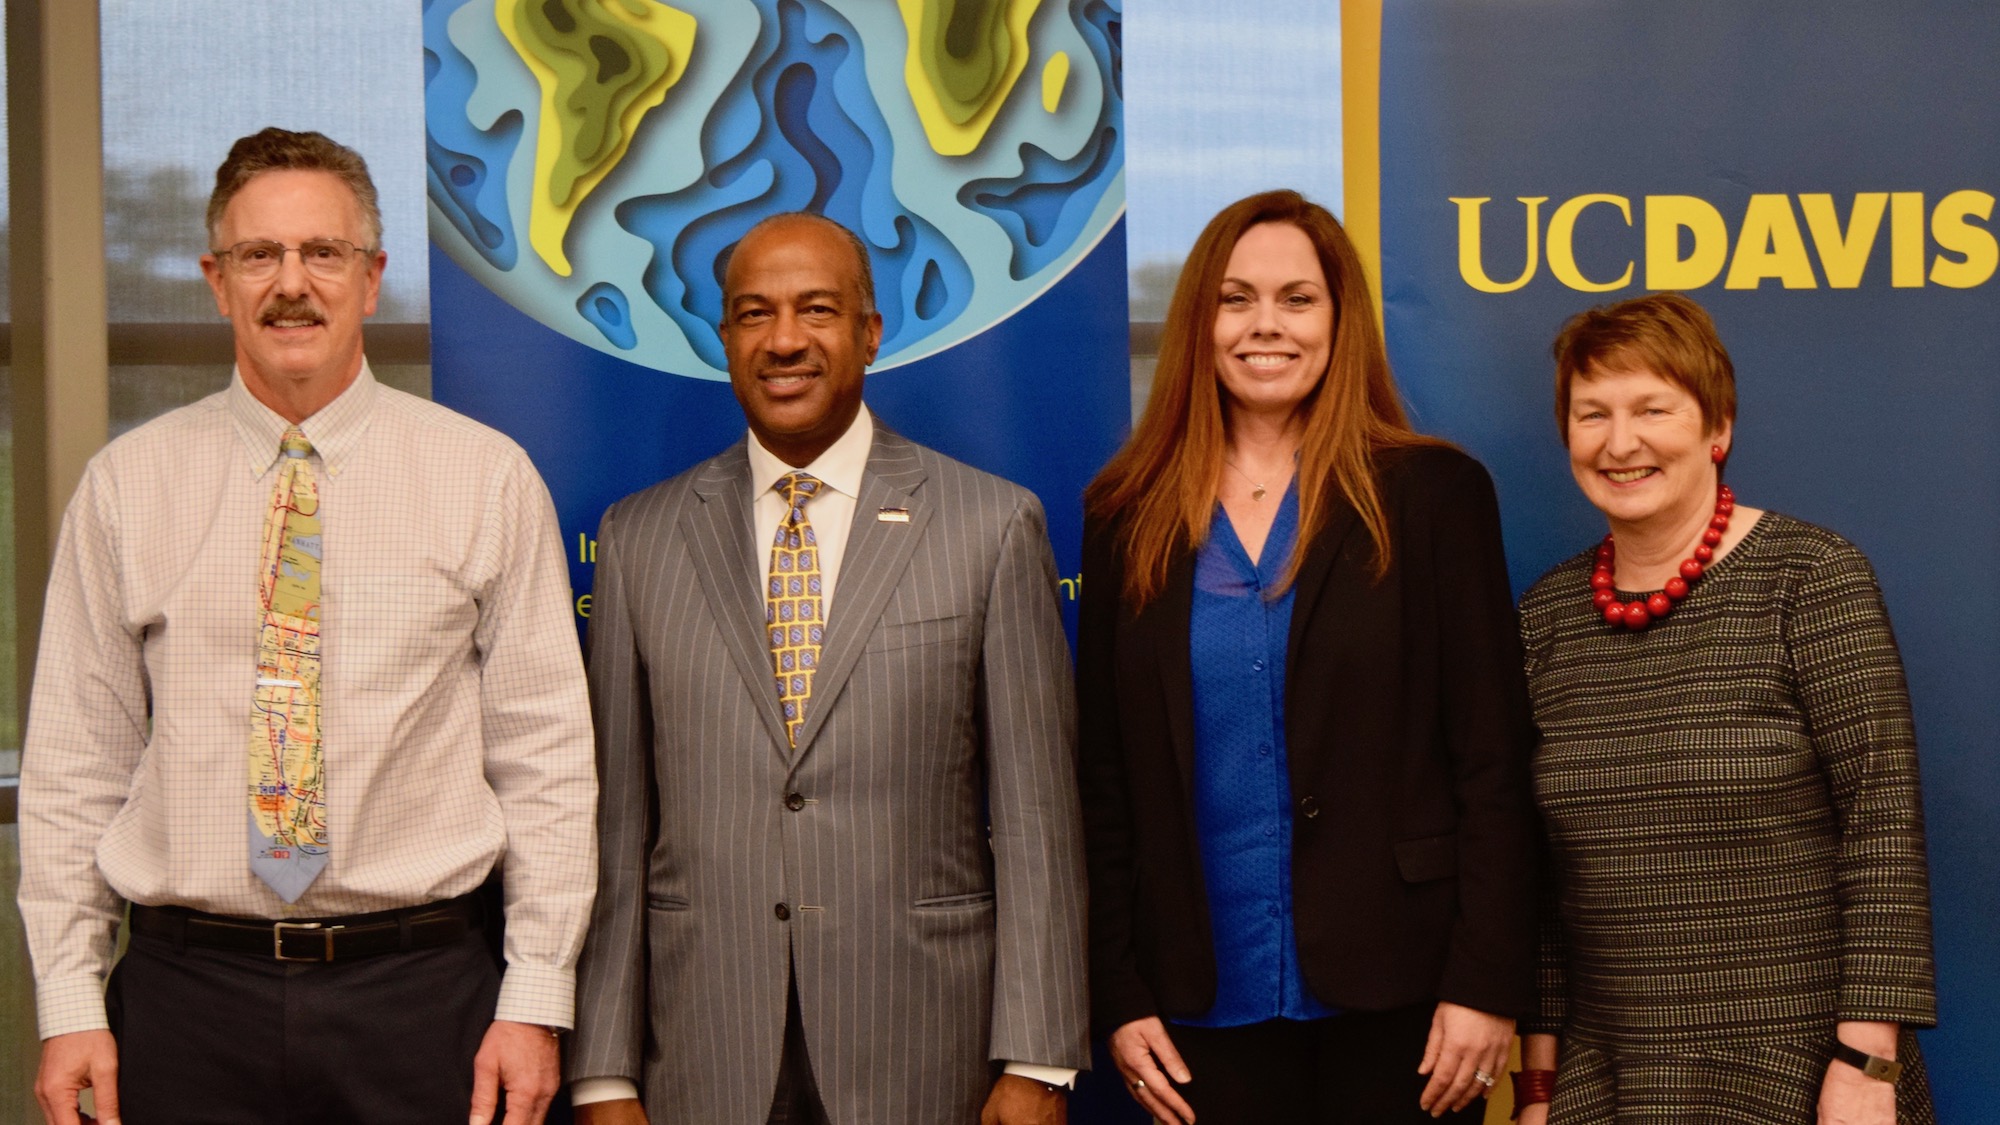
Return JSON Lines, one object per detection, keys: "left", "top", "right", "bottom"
{"left": 249, "top": 428, "right": 329, "bottom": 902}
{"left": 768, "top": 472, "right": 826, "bottom": 748}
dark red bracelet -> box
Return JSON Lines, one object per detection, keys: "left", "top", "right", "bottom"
{"left": 1510, "top": 1069, "right": 1556, "bottom": 1118}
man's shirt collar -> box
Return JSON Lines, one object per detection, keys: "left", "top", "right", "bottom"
{"left": 227, "top": 360, "right": 378, "bottom": 478}
{"left": 746, "top": 405, "right": 874, "bottom": 501}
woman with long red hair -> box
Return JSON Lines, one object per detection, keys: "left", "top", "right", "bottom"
{"left": 1077, "top": 190, "right": 1539, "bottom": 1123}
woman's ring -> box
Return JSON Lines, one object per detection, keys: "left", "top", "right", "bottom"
{"left": 1474, "top": 1069, "right": 1497, "bottom": 1088}
{"left": 1132, "top": 1079, "right": 1147, "bottom": 1091}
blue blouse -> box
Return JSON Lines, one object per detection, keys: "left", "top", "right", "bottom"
{"left": 1177, "top": 483, "right": 1337, "bottom": 1027}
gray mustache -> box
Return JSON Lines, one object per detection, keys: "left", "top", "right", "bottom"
{"left": 259, "top": 296, "right": 325, "bottom": 325}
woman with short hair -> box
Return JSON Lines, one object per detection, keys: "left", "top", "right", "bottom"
{"left": 1514, "top": 292, "right": 1938, "bottom": 1125}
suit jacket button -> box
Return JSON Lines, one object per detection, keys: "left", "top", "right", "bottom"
{"left": 1298, "top": 795, "right": 1319, "bottom": 819}
{"left": 785, "top": 792, "right": 806, "bottom": 811}
{"left": 774, "top": 902, "right": 791, "bottom": 921}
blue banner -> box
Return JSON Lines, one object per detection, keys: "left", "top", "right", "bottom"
{"left": 1378, "top": 4, "right": 1998, "bottom": 1116}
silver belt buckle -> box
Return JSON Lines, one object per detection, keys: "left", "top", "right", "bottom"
{"left": 272, "top": 920, "right": 338, "bottom": 962}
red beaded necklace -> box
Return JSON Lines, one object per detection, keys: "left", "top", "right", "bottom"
{"left": 1590, "top": 484, "right": 1734, "bottom": 629}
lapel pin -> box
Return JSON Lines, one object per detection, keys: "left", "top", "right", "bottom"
{"left": 877, "top": 507, "right": 910, "bottom": 523}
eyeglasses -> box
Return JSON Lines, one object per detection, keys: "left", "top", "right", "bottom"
{"left": 211, "top": 239, "right": 374, "bottom": 280}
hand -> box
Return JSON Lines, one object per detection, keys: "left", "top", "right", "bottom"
{"left": 35, "top": 1030, "right": 120, "bottom": 1125}
{"left": 574, "top": 1098, "right": 650, "bottom": 1125}
{"left": 1108, "top": 1016, "right": 1196, "bottom": 1124}
{"left": 1416, "top": 1001, "right": 1513, "bottom": 1117}
{"left": 981, "top": 1074, "right": 1067, "bottom": 1125}
{"left": 468, "top": 1020, "right": 562, "bottom": 1125}
{"left": 1818, "top": 1021, "right": 1897, "bottom": 1125}
{"left": 1817, "top": 1059, "right": 1895, "bottom": 1124}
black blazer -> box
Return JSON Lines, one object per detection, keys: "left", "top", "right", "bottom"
{"left": 1077, "top": 445, "right": 1539, "bottom": 1035}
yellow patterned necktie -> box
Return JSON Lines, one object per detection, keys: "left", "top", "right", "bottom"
{"left": 768, "top": 472, "right": 826, "bottom": 748}
{"left": 248, "top": 428, "right": 328, "bottom": 902}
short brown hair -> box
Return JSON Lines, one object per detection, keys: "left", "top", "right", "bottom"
{"left": 207, "top": 128, "right": 382, "bottom": 248}
{"left": 1552, "top": 292, "right": 1735, "bottom": 442}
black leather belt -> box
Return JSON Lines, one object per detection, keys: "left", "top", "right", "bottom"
{"left": 129, "top": 890, "right": 485, "bottom": 963}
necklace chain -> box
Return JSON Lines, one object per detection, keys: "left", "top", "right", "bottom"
{"left": 1221, "top": 458, "right": 1269, "bottom": 502}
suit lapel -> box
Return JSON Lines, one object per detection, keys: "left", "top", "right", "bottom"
{"left": 790, "top": 428, "right": 932, "bottom": 756}
{"left": 1286, "top": 494, "right": 1361, "bottom": 664}
{"left": 1284, "top": 491, "right": 1362, "bottom": 769}
{"left": 682, "top": 443, "right": 793, "bottom": 757}
{"left": 1149, "top": 552, "right": 1200, "bottom": 803}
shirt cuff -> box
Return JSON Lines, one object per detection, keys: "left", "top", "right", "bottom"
{"left": 572, "top": 1077, "right": 640, "bottom": 1106}
{"left": 34, "top": 974, "right": 110, "bottom": 1040}
{"left": 493, "top": 964, "right": 576, "bottom": 1030}
{"left": 1003, "top": 1061, "right": 1078, "bottom": 1089}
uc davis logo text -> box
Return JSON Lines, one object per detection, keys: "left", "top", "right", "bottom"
{"left": 1450, "top": 192, "right": 1996, "bottom": 292}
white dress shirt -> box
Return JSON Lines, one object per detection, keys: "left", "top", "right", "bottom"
{"left": 573, "top": 407, "right": 1072, "bottom": 1105}
{"left": 17, "top": 364, "right": 597, "bottom": 1037}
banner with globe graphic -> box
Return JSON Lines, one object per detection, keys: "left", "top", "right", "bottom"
{"left": 422, "top": 0, "right": 1128, "bottom": 639}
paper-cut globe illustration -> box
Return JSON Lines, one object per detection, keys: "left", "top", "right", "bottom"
{"left": 424, "top": 0, "right": 1124, "bottom": 380}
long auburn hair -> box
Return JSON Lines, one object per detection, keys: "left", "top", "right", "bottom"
{"left": 1086, "top": 190, "right": 1441, "bottom": 609}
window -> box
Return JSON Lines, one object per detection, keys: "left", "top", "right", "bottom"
{"left": 1124, "top": 2, "right": 1343, "bottom": 418}
{"left": 101, "top": 1, "right": 431, "bottom": 434}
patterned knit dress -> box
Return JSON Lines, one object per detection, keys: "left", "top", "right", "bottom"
{"left": 1518, "top": 512, "right": 1937, "bottom": 1124}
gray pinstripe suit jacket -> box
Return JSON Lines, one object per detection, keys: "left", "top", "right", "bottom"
{"left": 570, "top": 427, "right": 1090, "bottom": 1123}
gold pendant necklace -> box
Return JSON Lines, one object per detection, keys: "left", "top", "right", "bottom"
{"left": 1222, "top": 459, "right": 1268, "bottom": 502}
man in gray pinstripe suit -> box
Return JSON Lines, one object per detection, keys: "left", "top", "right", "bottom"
{"left": 569, "top": 213, "right": 1090, "bottom": 1125}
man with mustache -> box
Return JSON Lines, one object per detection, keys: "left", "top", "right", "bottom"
{"left": 566, "top": 212, "right": 1089, "bottom": 1124}
{"left": 17, "top": 128, "right": 595, "bottom": 1125}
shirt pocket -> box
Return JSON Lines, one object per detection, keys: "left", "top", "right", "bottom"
{"left": 331, "top": 574, "right": 474, "bottom": 692}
